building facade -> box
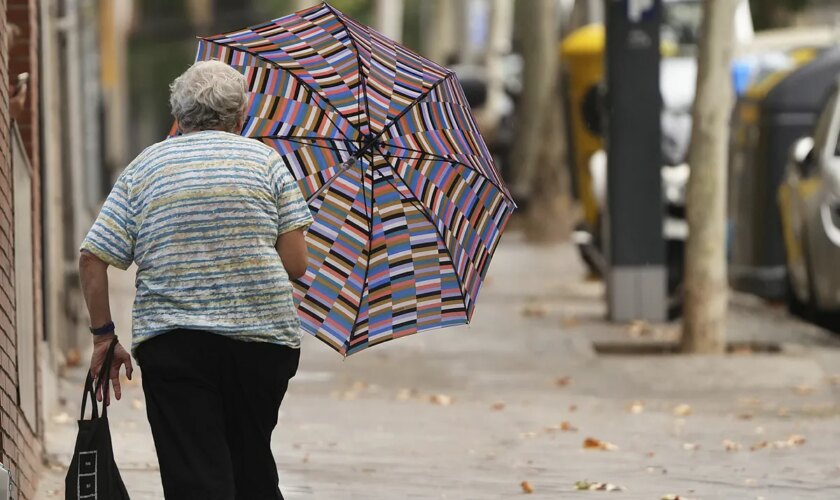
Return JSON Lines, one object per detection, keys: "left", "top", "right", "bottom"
{"left": 1, "top": 0, "right": 45, "bottom": 497}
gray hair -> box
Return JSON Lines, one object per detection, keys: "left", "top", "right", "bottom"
{"left": 169, "top": 60, "right": 248, "bottom": 133}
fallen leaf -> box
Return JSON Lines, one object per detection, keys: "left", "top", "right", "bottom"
{"left": 750, "top": 441, "right": 768, "bottom": 451}
{"left": 628, "top": 401, "right": 645, "bottom": 414}
{"left": 561, "top": 315, "right": 579, "bottom": 328}
{"left": 560, "top": 421, "right": 577, "bottom": 432}
{"left": 521, "top": 303, "right": 547, "bottom": 318}
{"left": 662, "top": 495, "right": 693, "bottom": 500}
{"left": 672, "top": 404, "right": 692, "bottom": 417}
{"left": 583, "top": 437, "right": 619, "bottom": 451}
{"left": 569, "top": 404, "right": 578, "bottom": 412}
{"left": 737, "top": 413, "right": 754, "bottom": 420}
{"left": 777, "top": 407, "right": 791, "bottom": 418}
{"left": 554, "top": 376, "right": 572, "bottom": 387}
{"left": 396, "top": 388, "right": 419, "bottom": 401}
{"left": 627, "top": 320, "right": 653, "bottom": 337}
{"left": 491, "top": 401, "right": 506, "bottom": 411}
{"left": 723, "top": 439, "right": 742, "bottom": 451}
{"left": 547, "top": 421, "right": 578, "bottom": 433}
{"left": 788, "top": 434, "right": 807, "bottom": 445}
{"left": 755, "top": 434, "right": 803, "bottom": 449}
{"left": 793, "top": 384, "right": 815, "bottom": 395}
{"left": 430, "top": 394, "right": 453, "bottom": 406}
{"left": 682, "top": 442, "right": 699, "bottom": 451}
{"left": 302, "top": 454, "right": 310, "bottom": 464}
{"left": 575, "top": 480, "right": 625, "bottom": 491}
{"left": 521, "top": 481, "right": 534, "bottom": 494}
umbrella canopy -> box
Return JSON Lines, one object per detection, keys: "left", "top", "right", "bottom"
{"left": 194, "top": 2, "right": 515, "bottom": 355}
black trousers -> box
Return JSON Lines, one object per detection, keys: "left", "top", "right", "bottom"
{"left": 135, "top": 329, "right": 300, "bottom": 500}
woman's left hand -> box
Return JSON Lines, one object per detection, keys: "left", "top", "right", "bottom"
{"left": 89, "top": 333, "right": 134, "bottom": 405}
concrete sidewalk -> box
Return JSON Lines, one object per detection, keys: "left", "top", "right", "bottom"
{"left": 36, "top": 234, "right": 840, "bottom": 499}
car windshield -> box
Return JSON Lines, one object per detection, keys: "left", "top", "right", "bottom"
{"left": 662, "top": 0, "right": 703, "bottom": 56}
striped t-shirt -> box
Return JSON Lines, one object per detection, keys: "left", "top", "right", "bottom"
{"left": 81, "top": 130, "right": 313, "bottom": 352}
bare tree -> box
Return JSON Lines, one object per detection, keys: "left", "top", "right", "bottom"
{"left": 512, "top": 0, "right": 573, "bottom": 241}
{"left": 682, "top": 0, "right": 740, "bottom": 353}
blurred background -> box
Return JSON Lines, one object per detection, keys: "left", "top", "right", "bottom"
{"left": 6, "top": 0, "right": 840, "bottom": 498}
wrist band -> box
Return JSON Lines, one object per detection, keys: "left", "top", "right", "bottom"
{"left": 89, "top": 321, "right": 115, "bottom": 336}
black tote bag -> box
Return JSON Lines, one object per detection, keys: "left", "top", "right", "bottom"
{"left": 65, "top": 337, "right": 130, "bottom": 500}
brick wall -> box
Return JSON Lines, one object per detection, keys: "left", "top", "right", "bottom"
{"left": 2, "top": 0, "right": 44, "bottom": 498}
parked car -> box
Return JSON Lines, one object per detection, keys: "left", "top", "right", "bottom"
{"left": 778, "top": 77, "right": 840, "bottom": 321}
{"left": 730, "top": 47, "right": 840, "bottom": 301}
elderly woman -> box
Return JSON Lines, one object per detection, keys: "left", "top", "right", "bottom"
{"left": 79, "top": 60, "right": 312, "bottom": 499}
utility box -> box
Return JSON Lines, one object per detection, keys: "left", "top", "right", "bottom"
{"left": 604, "top": 0, "right": 666, "bottom": 322}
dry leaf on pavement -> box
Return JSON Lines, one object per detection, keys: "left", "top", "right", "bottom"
{"left": 628, "top": 401, "right": 644, "bottom": 414}
{"left": 626, "top": 320, "right": 654, "bottom": 337}
{"left": 554, "top": 376, "right": 572, "bottom": 387}
{"left": 491, "top": 401, "right": 506, "bottom": 411}
{"left": 662, "top": 495, "right": 693, "bottom": 500}
{"left": 560, "top": 421, "right": 577, "bottom": 432}
{"left": 546, "top": 421, "right": 578, "bottom": 433}
{"left": 723, "top": 439, "right": 742, "bottom": 451}
{"left": 521, "top": 481, "right": 534, "bottom": 494}
{"left": 583, "top": 437, "right": 619, "bottom": 451}
{"left": 396, "top": 388, "right": 420, "bottom": 401}
{"left": 672, "top": 404, "right": 692, "bottom": 417}
{"left": 520, "top": 303, "right": 547, "bottom": 318}
{"left": 429, "top": 394, "right": 453, "bottom": 406}
{"left": 754, "top": 434, "right": 804, "bottom": 451}
{"left": 561, "top": 315, "right": 579, "bottom": 328}
{"left": 575, "top": 480, "right": 625, "bottom": 491}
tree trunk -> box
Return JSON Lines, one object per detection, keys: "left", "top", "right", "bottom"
{"left": 682, "top": 0, "right": 739, "bottom": 354}
{"left": 512, "top": 0, "right": 573, "bottom": 242}
{"left": 375, "top": 0, "right": 405, "bottom": 42}
{"left": 511, "top": 0, "right": 556, "bottom": 199}
{"left": 522, "top": 78, "right": 575, "bottom": 243}
{"left": 423, "top": 0, "right": 458, "bottom": 65}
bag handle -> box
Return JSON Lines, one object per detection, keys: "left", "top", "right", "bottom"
{"left": 80, "top": 336, "right": 119, "bottom": 420}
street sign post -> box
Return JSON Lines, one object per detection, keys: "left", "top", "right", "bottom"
{"left": 604, "top": 0, "right": 666, "bottom": 322}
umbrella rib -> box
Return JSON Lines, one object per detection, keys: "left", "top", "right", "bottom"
{"left": 348, "top": 152, "right": 374, "bottom": 343}
{"left": 355, "top": 72, "right": 452, "bottom": 156}
{"left": 377, "top": 154, "right": 470, "bottom": 320}
{"left": 322, "top": 3, "right": 373, "bottom": 141}
{"left": 251, "top": 135, "right": 356, "bottom": 152}
{"left": 201, "top": 37, "right": 362, "bottom": 145}
{"left": 379, "top": 144, "right": 515, "bottom": 204}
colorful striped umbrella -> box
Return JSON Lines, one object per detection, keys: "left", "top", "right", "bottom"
{"left": 194, "top": 2, "right": 515, "bottom": 355}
